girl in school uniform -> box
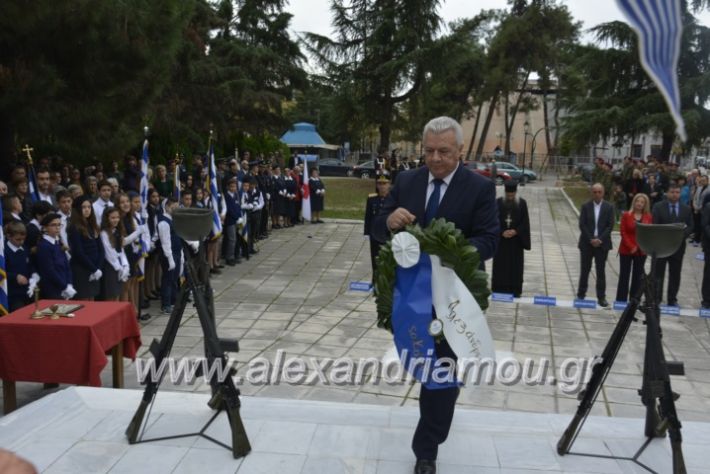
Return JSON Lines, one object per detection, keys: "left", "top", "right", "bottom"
{"left": 100, "top": 207, "right": 129, "bottom": 301}
{"left": 68, "top": 196, "right": 104, "bottom": 300}
{"left": 115, "top": 192, "right": 143, "bottom": 310}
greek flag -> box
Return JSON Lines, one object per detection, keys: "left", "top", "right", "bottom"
{"left": 617, "top": 0, "right": 686, "bottom": 141}
{"left": 28, "top": 161, "right": 40, "bottom": 202}
{"left": 0, "top": 204, "right": 8, "bottom": 315}
{"left": 139, "top": 139, "right": 150, "bottom": 257}
{"left": 207, "top": 143, "right": 223, "bottom": 239}
{"left": 173, "top": 162, "right": 181, "bottom": 201}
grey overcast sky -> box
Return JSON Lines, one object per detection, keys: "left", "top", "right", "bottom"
{"left": 286, "top": 0, "right": 710, "bottom": 41}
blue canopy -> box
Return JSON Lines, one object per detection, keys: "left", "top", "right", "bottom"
{"left": 280, "top": 122, "right": 329, "bottom": 147}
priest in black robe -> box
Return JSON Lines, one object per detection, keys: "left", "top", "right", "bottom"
{"left": 492, "top": 181, "right": 531, "bottom": 297}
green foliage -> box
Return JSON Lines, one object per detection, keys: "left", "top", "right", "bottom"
{"left": 0, "top": 0, "right": 193, "bottom": 162}
{"left": 562, "top": 9, "right": 710, "bottom": 157}
{"left": 303, "top": 0, "right": 443, "bottom": 151}
{"left": 0, "top": 0, "right": 305, "bottom": 165}
{"left": 375, "top": 218, "right": 490, "bottom": 333}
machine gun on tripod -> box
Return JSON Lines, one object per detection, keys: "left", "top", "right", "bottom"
{"left": 557, "top": 223, "right": 686, "bottom": 474}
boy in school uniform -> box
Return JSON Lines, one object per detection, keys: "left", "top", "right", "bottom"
{"left": 157, "top": 197, "right": 182, "bottom": 314}
{"left": 223, "top": 178, "right": 243, "bottom": 265}
{"left": 4, "top": 221, "right": 39, "bottom": 311}
{"left": 36, "top": 213, "right": 76, "bottom": 300}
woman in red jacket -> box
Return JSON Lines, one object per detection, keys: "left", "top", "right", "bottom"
{"left": 615, "top": 192, "right": 653, "bottom": 302}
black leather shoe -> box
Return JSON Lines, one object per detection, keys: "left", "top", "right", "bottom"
{"left": 598, "top": 298, "right": 609, "bottom": 308}
{"left": 414, "top": 459, "right": 436, "bottom": 474}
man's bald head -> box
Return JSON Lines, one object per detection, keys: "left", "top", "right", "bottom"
{"left": 591, "top": 183, "right": 604, "bottom": 203}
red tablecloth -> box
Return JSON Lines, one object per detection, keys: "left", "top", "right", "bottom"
{"left": 0, "top": 300, "right": 142, "bottom": 386}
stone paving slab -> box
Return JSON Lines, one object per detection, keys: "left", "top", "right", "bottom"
{"left": 2, "top": 186, "right": 710, "bottom": 425}
{"left": 4, "top": 386, "right": 710, "bottom": 474}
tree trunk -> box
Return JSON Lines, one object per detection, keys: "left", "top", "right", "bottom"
{"left": 475, "top": 92, "right": 499, "bottom": 160}
{"left": 660, "top": 130, "right": 674, "bottom": 162}
{"left": 0, "top": 114, "right": 15, "bottom": 178}
{"left": 543, "top": 90, "right": 552, "bottom": 155}
{"left": 465, "top": 102, "right": 483, "bottom": 161}
{"left": 504, "top": 93, "right": 510, "bottom": 156}
{"left": 504, "top": 71, "right": 531, "bottom": 157}
{"left": 377, "top": 101, "right": 393, "bottom": 153}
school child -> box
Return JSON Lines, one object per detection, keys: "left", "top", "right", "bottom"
{"left": 68, "top": 196, "right": 104, "bottom": 300}
{"left": 100, "top": 207, "right": 129, "bottom": 301}
{"left": 4, "top": 221, "right": 37, "bottom": 311}
{"left": 157, "top": 197, "right": 182, "bottom": 314}
{"left": 36, "top": 213, "right": 75, "bottom": 300}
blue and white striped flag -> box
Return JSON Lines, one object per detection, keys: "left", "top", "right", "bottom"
{"left": 0, "top": 204, "right": 8, "bottom": 315}
{"left": 27, "top": 161, "right": 40, "bottom": 202}
{"left": 207, "top": 143, "right": 223, "bottom": 239}
{"left": 173, "top": 161, "right": 181, "bottom": 201}
{"left": 139, "top": 139, "right": 150, "bottom": 258}
{"left": 617, "top": 0, "right": 687, "bottom": 141}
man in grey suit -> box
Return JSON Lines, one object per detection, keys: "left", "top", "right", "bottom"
{"left": 577, "top": 183, "right": 614, "bottom": 307}
{"left": 652, "top": 183, "right": 693, "bottom": 306}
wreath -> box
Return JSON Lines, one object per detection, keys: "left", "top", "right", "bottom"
{"left": 375, "top": 218, "right": 491, "bottom": 333}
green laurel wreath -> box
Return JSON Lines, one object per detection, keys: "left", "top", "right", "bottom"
{"left": 375, "top": 218, "right": 491, "bottom": 333}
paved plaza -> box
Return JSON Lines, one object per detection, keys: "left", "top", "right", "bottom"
{"left": 2, "top": 184, "right": 710, "bottom": 473}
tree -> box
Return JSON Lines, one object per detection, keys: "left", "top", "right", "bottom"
{"left": 0, "top": 0, "right": 193, "bottom": 166}
{"left": 304, "top": 0, "right": 443, "bottom": 152}
{"left": 562, "top": 7, "right": 710, "bottom": 160}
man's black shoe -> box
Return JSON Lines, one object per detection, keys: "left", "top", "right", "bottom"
{"left": 667, "top": 300, "right": 679, "bottom": 307}
{"left": 414, "top": 459, "right": 436, "bottom": 474}
{"left": 598, "top": 298, "right": 609, "bottom": 308}
{"left": 226, "top": 260, "right": 236, "bottom": 266}
{"left": 138, "top": 312, "right": 151, "bottom": 321}
{"left": 576, "top": 294, "right": 585, "bottom": 300}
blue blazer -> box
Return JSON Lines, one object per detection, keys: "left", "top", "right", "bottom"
{"left": 372, "top": 163, "right": 499, "bottom": 260}
{"left": 36, "top": 237, "right": 73, "bottom": 299}
{"left": 5, "top": 242, "right": 32, "bottom": 305}
{"left": 68, "top": 227, "right": 104, "bottom": 273}
{"left": 225, "top": 192, "right": 242, "bottom": 226}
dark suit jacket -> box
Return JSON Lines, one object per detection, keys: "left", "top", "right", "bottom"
{"left": 652, "top": 199, "right": 693, "bottom": 254}
{"left": 578, "top": 200, "right": 614, "bottom": 250}
{"left": 371, "top": 164, "right": 499, "bottom": 260}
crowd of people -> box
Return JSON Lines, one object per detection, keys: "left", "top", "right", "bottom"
{"left": 581, "top": 156, "right": 710, "bottom": 308}
{"left": 1, "top": 152, "right": 326, "bottom": 318}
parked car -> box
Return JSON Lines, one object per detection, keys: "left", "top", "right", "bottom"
{"left": 463, "top": 162, "right": 512, "bottom": 184}
{"left": 352, "top": 160, "right": 376, "bottom": 179}
{"left": 493, "top": 161, "right": 537, "bottom": 183}
{"left": 316, "top": 158, "right": 353, "bottom": 177}
{"left": 576, "top": 163, "right": 594, "bottom": 183}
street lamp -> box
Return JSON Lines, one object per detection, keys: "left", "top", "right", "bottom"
{"left": 521, "top": 121, "right": 530, "bottom": 186}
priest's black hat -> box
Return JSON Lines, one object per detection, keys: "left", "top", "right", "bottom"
{"left": 504, "top": 180, "right": 518, "bottom": 193}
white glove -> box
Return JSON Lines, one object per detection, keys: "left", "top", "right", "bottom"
{"left": 62, "top": 285, "right": 77, "bottom": 300}
{"left": 168, "top": 259, "right": 176, "bottom": 271}
{"left": 119, "top": 266, "right": 130, "bottom": 282}
{"left": 89, "top": 269, "right": 103, "bottom": 281}
{"left": 266, "top": 193, "right": 271, "bottom": 200}
{"left": 189, "top": 241, "right": 199, "bottom": 252}
{"left": 26, "top": 273, "right": 40, "bottom": 298}
{"left": 237, "top": 217, "right": 244, "bottom": 226}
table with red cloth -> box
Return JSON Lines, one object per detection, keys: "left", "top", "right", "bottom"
{"left": 0, "top": 300, "right": 142, "bottom": 413}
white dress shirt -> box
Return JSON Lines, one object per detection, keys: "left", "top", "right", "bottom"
{"left": 93, "top": 199, "right": 113, "bottom": 224}
{"left": 593, "top": 201, "right": 602, "bottom": 237}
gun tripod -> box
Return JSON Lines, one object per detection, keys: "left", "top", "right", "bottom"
{"left": 125, "top": 242, "right": 251, "bottom": 459}
{"left": 557, "top": 254, "right": 686, "bottom": 473}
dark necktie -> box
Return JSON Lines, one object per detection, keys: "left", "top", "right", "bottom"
{"left": 671, "top": 204, "right": 678, "bottom": 219}
{"left": 425, "top": 179, "right": 443, "bottom": 225}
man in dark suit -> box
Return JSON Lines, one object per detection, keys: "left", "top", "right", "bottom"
{"left": 372, "top": 116, "right": 499, "bottom": 474}
{"left": 652, "top": 183, "right": 693, "bottom": 306}
{"left": 577, "top": 183, "right": 614, "bottom": 307}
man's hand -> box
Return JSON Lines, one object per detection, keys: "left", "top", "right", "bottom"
{"left": 502, "top": 229, "right": 517, "bottom": 239}
{"left": 591, "top": 238, "right": 602, "bottom": 247}
{"left": 386, "top": 207, "right": 416, "bottom": 231}
{"left": 0, "top": 449, "right": 36, "bottom": 474}
{"left": 17, "top": 275, "right": 28, "bottom": 285}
